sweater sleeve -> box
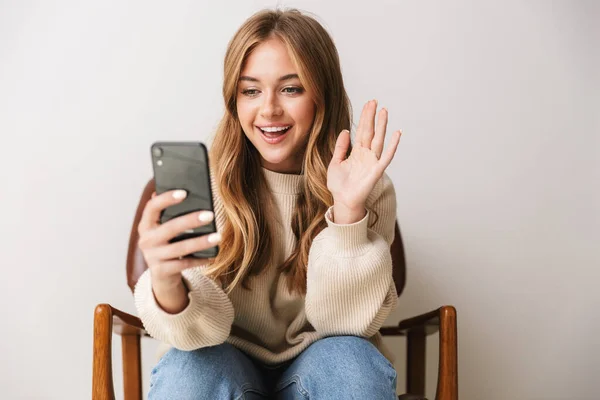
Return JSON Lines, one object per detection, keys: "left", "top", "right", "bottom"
{"left": 133, "top": 266, "right": 235, "bottom": 350}
{"left": 133, "top": 173, "right": 234, "bottom": 351}
{"left": 305, "top": 172, "right": 398, "bottom": 338}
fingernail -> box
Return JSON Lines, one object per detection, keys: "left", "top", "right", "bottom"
{"left": 207, "top": 232, "right": 222, "bottom": 244}
{"left": 173, "top": 190, "right": 187, "bottom": 199}
{"left": 198, "top": 211, "right": 214, "bottom": 222}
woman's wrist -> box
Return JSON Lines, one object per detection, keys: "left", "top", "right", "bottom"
{"left": 152, "top": 277, "right": 190, "bottom": 314}
{"left": 331, "top": 203, "right": 366, "bottom": 225}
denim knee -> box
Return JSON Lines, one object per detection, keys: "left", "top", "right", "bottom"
{"left": 274, "top": 335, "right": 397, "bottom": 399}
{"left": 312, "top": 335, "right": 395, "bottom": 377}
{"left": 149, "top": 343, "right": 269, "bottom": 400}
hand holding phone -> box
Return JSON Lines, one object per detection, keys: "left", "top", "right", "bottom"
{"left": 137, "top": 191, "right": 221, "bottom": 284}
{"left": 136, "top": 142, "right": 220, "bottom": 293}
{"left": 150, "top": 141, "right": 219, "bottom": 258}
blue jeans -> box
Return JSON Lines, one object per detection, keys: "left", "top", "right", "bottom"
{"left": 149, "top": 335, "right": 397, "bottom": 399}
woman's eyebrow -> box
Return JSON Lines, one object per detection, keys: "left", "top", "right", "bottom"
{"left": 239, "top": 73, "right": 299, "bottom": 82}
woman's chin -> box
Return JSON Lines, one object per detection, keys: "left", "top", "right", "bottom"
{"left": 259, "top": 153, "right": 300, "bottom": 173}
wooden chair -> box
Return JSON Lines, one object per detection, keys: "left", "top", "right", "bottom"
{"left": 93, "top": 179, "right": 458, "bottom": 400}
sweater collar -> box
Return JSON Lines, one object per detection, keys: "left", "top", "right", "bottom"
{"left": 261, "top": 167, "right": 303, "bottom": 195}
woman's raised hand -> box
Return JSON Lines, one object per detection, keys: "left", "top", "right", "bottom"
{"left": 327, "top": 99, "right": 401, "bottom": 224}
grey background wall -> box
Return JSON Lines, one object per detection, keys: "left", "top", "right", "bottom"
{"left": 0, "top": 0, "right": 598, "bottom": 399}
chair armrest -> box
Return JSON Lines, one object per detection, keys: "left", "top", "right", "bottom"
{"left": 380, "top": 306, "right": 458, "bottom": 400}
{"left": 380, "top": 307, "right": 443, "bottom": 336}
{"left": 93, "top": 304, "right": 146, "bottom": 400}
{"left": 397, "top": 307, "right": 442, "bottom": 335}
{"left": 103, "top": 304, "right": 147, "bottom": 336}
{"left": 94, "top": 303, "right": 146, "bottom": 335}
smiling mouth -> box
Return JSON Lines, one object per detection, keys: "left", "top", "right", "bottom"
{"left": 258, "top": 126, "right": 292, "bottom": 138}
{"left": 256, "top": 126, "right": 292, "bottom": 144}
{"left": 258, "top": 126, "right": 292, "bottom": 135}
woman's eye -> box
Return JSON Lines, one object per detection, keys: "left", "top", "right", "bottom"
{"left": 241, "top": 87, "right": 303, "bottom": 96}
{"left": 241, "top": 89, "right": 259, "bottom": 96}
{"left": 283, "top": 87, "right": 303, "bottom": 94}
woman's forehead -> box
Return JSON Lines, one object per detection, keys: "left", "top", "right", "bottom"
{"left": 240, "top": 39, "right": 299, "bottom": 81}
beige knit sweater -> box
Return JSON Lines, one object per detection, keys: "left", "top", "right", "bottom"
{"left": 134, "top": 167, "right": 399, "bottom": 366}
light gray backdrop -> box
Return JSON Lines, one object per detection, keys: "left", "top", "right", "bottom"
{"left": 0, "top": 0, "right": 598, "bottom": 399}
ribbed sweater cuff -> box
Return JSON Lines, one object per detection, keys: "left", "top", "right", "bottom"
{"left": 134, "top": 268, "right": 233, "bottom": 331}
{"left": 323, "top": 206, "right": 372, "bottom": 257}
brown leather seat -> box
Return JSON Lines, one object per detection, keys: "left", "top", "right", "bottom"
{"left": 92, "top": 178, "right": 458, "bottom": 400}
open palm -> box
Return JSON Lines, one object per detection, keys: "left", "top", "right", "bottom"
{"left": 327, "top": 100, "right": 402, "bottom": 211}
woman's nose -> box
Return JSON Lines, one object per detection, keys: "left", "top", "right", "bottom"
{"left": 260, "top": 93, "right": 283, "bottom": 118}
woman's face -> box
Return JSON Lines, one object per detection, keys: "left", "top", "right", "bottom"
{"left": 236, "top": 37, "right": 316, "bottom": 174}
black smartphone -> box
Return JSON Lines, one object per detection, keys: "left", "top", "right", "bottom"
{"left": 150, "top": 141, "right": 219, "bottom": 258}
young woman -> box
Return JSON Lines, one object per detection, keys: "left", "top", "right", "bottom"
{"left": 135, "top": 8, "right": 402, "bottom": 399}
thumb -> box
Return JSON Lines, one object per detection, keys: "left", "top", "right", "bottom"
{"left": 332, "top": 130, "right": 350, "bottom": 164}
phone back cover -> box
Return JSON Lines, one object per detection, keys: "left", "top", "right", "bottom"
{"left": 151, "top": 142, "right": 218, "bottom": 258}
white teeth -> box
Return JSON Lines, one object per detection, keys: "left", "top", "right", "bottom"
{"left": 260, "top": 126, "right": 290, "bottom": 133}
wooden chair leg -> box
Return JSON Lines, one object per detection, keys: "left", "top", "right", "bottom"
{"left": 436, "top": 306, "right": 458, "bottom": 400}
{"left": 93, "top": 305, "right": 116, "bottom": 400}
{"left": 406, "top": 329, "right": 426, "bottom": 396}
{"left": 122, "top": 334, "right": 142, "bottom": 400}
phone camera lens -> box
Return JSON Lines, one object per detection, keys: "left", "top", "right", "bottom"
{"left": 152, "top": 147, "right": 163, "bottom": 157}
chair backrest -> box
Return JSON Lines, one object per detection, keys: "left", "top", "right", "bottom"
{"left": 126, "top": 178, "right": 406, "bottom": 296}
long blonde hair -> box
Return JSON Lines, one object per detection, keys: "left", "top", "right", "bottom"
{"left": 205, "top": 8, "right": 352, "bottom": 295}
